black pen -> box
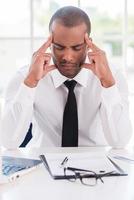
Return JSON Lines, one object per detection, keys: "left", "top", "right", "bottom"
{"left": 60, "top": 156, "right": 68, "bottom": 166}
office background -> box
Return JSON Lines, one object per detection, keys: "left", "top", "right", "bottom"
{"left": 0, "top": 0, "right": 134, "bottom": 144}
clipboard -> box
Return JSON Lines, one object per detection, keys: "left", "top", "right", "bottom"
{"left": 39, "top": 153, "right": 128, "bottom": 180}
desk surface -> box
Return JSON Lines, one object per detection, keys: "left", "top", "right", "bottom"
{"left": 1, "top": 147, "right": 134, "bottom": 200}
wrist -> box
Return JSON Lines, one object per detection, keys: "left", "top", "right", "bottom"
{"left": 101, "top": 78, "right": 115, "bottom": 88}
{"left": 24, "top": 75, "right": 39, "bottom": 88}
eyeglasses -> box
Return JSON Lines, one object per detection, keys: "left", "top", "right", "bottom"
{"left": 64, "top": 167, "right": 116, "bottom": 186}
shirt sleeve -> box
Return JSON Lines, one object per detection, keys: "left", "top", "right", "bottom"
{"left": 0, "top": 67, "right": 36, "bottom": 149}
{"left": 100, "top": 69, "right": 132, "bottom": 148}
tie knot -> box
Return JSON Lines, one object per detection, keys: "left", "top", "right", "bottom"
{"left": 64, "top": 80, "right": 77, "bottom": 91}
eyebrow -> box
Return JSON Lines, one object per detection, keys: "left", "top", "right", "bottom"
{"left": 53, "top": 42, "right": 85, "bottom": 48}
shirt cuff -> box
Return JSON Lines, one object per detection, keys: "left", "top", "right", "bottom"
{"left": 102, "top": 84, "right": 121, "bottom": 106}
{"left": 15, "top": 82, "right": 36, "bottom": 106}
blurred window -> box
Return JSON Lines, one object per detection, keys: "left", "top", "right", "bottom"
{"left": 0, "top": 0, "right": 134, "bottom": 144}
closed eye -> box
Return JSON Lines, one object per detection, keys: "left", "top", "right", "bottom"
{"left": 72, "top": 43, "right": 85, "bottom": 51}
{"left": 72, "top": 46, "right": 83, "bottom": 51}
{"left": 53, "top": 43, "right": 64, "bottom": 50}
{"left": 52, "top": 43, "right": 85, "bottom": 51}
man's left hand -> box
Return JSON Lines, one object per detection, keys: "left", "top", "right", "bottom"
{"left": 83, "top": 33, "right": 115, "bottom": 88}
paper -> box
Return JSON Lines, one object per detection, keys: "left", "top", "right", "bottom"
{"left": 44, "top": 152, "right": 117, "bottom": 176}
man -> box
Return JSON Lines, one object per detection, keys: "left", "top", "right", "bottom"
{"left": 0, "top": 6, "right": 132, "bottom": 148}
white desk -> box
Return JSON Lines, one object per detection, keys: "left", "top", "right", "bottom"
{"left": 1, "top": 147, "right": 134, "bottom": 200}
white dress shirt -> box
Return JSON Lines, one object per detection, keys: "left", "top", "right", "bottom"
{"left": 0, "top": 65, "right": 132, "bottom": 148}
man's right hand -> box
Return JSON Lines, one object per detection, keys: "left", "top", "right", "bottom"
{"left": 24, "top": 35, "right": 56, "bottom": 88}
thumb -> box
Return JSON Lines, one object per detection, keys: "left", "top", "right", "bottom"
{"left": 42, "top": 65, "right": 56, "bottom": 77}
{"left": 81, "top": 63, "right": 94, "bottom": 70}
{"left": 47, "top": 65, "right": 56, "bottom": 71}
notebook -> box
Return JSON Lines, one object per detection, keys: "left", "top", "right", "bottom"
{"left": 2, "top": 156, "right": 42, "bottom": 181}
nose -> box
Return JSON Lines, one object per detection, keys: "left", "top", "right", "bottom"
{"left": 62, "top": 48, "right": 74, "bottom": 62}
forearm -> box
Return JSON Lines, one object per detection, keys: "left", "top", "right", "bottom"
{"left": 0, "top": 83, "right": 35, "bottom": 148}
{"left": 24, "top": 73, "right": 39, "bottom": 88}
{"left": 100, "top": 85, "right": 132, "bottom": 148}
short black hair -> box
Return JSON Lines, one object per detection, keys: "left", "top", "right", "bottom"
{"left": 49, "top": 6, "right": 91, "bottom": 35}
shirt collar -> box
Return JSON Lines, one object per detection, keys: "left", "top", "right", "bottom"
{"left": 50, "top": 68, "right": 90, "bottom": 88}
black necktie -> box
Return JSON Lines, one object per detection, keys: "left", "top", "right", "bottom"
{"left": 62, "top": 80, "right": 78, "bottom": 147}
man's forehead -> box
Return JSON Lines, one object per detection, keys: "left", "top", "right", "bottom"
{"left": 51, "top": 22, "right": 87, "bottom": 45}
{"left": 51, "top": 20, "right": 87, "bottom": 33}
{"left": 52, "top": 38, "right": 85, "bottom": 47}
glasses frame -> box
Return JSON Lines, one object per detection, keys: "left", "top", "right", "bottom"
{"left": 64, "top": 167, "right": 116, "bottom": 186}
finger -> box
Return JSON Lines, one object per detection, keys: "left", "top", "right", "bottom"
{"left": 87, "top": 52, "right": 97, "bottom": 61}
{"left": 42, "top": 65, "right": 56, "bottom": 76}
{"left": 34, "top": 53, "right": 51, "bottom": 60}
{"left": 37, "top": 52, "right": 52, "bottom": 58}
{"left": 43, "top": 56, "right": 51, "bottom": 67}
{"left": 38, "top": 35, "right": 52, "bottom": 53}
{"left": 47, "top": 65, "right": 56, "bottom": 71}
{"left": 33, "top": 50, "right": 52, "bottom": 59}
{"left": 88, "top": 51, "right": 101, "bottom": 56}
{"left": 85, "top": 33, "right": 101, "bottom": 52}
{"left": 85, "top": 33, "right": 92, "bottom": 48}
{"left": 41, "top": 52, "right": 52, "bottom": 57}
{"left": 44, "top": 65, "right": 56, "bottom": 73}
{"left": 81, "top": 63, "right": 94, "bottom": 69}
{"left": 33, "top": 54, "right": 51, "bottom": 67}
{"left": 91, "top": 42, "right": 101, "bottom": 52}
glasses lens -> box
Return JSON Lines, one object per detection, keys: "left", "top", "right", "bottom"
{"left": 81, "top": 172, "right": 97, "bottom": 186}
{"left": 64, "top": 168, "right": 76, "bottom": 182}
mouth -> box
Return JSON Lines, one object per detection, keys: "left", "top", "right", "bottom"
{"left": 60, "top": 63, "right": 77, "bottom": 69}
{"left": 55, "top": 62, "right": 81, "bottom": 78}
